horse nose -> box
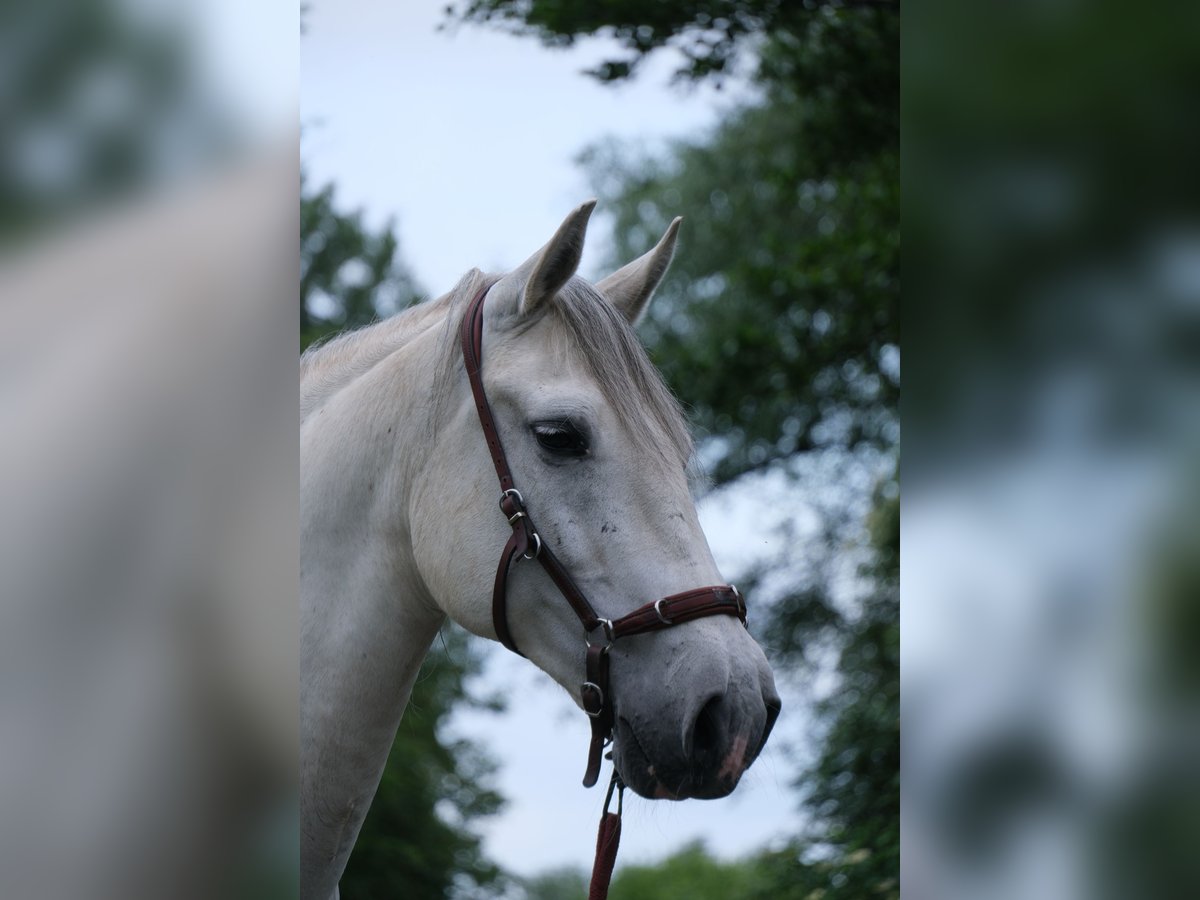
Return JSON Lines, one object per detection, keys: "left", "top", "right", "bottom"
{"left": 678, "top": 688, "right": 776, "bottom": 798}
{"left": 611, "top": 631, "right": 780, "bottom": 800}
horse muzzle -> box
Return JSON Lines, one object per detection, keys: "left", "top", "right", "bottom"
{"left": 614, "top": 686, "right": 781, "bottom": 800}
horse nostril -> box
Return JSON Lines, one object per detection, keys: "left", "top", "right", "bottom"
{"left": 688, "top": 694, "right": 724, "bottom": 761}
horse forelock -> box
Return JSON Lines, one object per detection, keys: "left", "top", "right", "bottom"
{"left": 548, "top": 277, "right": 693, "bottom": 469}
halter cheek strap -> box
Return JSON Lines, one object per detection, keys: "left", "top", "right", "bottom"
{"left": 459, "top": 283, "right": 749, "bottom": 787}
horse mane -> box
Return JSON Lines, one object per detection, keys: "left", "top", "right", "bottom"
{"left": 300, "top": 269, "right": 493, "bottom": 421}
{"left": 304, "top": 270, "right": 694, "bottom": 470}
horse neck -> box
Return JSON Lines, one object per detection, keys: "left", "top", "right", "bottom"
{"left": 301, "top": 309, "right": 452, "bottom": 789}
{"left": 301, "top": 294, "right": 455, "bottom": 422}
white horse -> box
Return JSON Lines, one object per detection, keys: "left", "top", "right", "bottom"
{"left": 300, "top": 202, "right": 780, "bottom": 899}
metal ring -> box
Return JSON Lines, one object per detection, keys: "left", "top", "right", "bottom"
{"left": 654, "top": 598, "right": 674, "bottom": 624}
{"left": 586, "top": 618, "right": 614, "bottom": 650}
{"left": 522, "top": 532, "right": 542, "bottom": 560}
{"left": 730, "top": 584, "right": 748, "bottom": 626}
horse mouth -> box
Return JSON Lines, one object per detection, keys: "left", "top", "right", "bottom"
{"left": 614, "top": 718, "right": 688, "bottom": 800}
{"left": 614, "top": 709, "right": 776, "bottom": 802}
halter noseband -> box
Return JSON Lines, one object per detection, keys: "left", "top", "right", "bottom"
{"left": 459, "top": 284, "right": 748, "bottom": 787}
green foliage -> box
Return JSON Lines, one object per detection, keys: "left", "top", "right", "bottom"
{"left": 904, "top": 0, "right": 1200, "bottom": 447}
{"left": 300, "top": 171, "right": 423, "bottom": 351}
{"left": 803, "top": 491, "right": 899, "bottom": 900}
{"left": 522, "top": 866, "right": 588, "bottom": 900}
{"left": 2, "top": 0, "right": 232, "bottom": 241}
{"left": 609, "top": 841, "right": 767, "bottom": 900}
{"left": 521, "top": 844, "right": 784, "bottom": 900}
{"left": 339, "top": 629, "right": 506, "bottom": 899}
{"left": 582, "top": 9, "right": 898, "bottom": 486}
{"left": 446, "top": 0, "right": 897, "bottom": 85}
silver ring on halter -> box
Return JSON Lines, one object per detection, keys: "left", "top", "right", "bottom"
{"left": 499, "top": 488, "right": 525, "bottom": 508}
{"left": 730, "top": 584, "right": 748, "bottom": 627}
{"left": 522, "top": 532, "right": 542, "bottom": 560}
{"left": 587, "top": 618, "right": 615, "bottom": 650}
{"left": 654, "top": 598, "right": 674, "bottom": 625}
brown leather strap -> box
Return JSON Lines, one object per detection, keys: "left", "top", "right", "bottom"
{"left": 588, "top": 812, "right": 621, "bottom": 900}
{"left": 581, "top": 644, "right": 613, "bottom": 788}
{"left": 461, "top": 283, "right": 517, "bottom": 492}
{"left": 492, "top": 531, "right": 526, "bottom": 656}
{"left": 610, "top": 585, "right": 746, "bottom": 639}
{"left": 588, "top": 773, "right": 624, "bottom": 900}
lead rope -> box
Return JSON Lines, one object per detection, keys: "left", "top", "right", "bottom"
{"left": 588, "top": 769, "right": 625, "bottom": 900}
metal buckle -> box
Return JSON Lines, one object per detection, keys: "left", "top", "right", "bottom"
{"left": 654, "top": 598, "right": 674, "bottom": 625}
{"left": 499, "top": 488, "right": 525, "bottom": 509}
{"left": 581, "top": 681, "right": 604, "bottom": 716}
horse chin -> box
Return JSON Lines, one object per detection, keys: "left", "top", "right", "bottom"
{"left": 612, "top": 721, "right": 682, "bottom": 800}
{"left": 613, "top": 718, "right": 742, "bottom": 801}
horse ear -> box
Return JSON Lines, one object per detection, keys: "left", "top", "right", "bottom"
{"left": 515, "top": 200, "right": 596, "bottom": 317}
{"left": 596, "top": 217, "right": 681, "bottom": 325}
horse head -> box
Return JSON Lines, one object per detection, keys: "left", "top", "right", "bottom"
{"left": 410, "top": 202, "right": 780, "bottom": 800}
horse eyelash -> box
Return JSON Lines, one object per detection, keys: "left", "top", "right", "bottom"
{"left": 532, "top": 417, "right": 579, "bottom": 432}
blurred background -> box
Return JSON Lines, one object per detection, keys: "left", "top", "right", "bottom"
{"left": 904, "top": 1, "right": 1200, "bottom": 898}
{"left": 302, "top": 2, "right": 897, "bottom": 898}
{"left": 1, "top": 2, "right": 298, "bottom": 899}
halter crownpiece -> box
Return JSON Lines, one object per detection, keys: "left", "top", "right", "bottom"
{"left": 459, "top": 284, "right": 748, "bottom": 788}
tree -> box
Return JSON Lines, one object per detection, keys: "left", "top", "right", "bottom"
{"left": 300, "top": 171, "right": 423, "bottom": 351}
{"left": 446, "top": 0, "right": 897, "bottom": 85}
{"left": 753, "top": 485, "right": 899, "bottom": 900}
{"left": 522, "top": 867, "right": 587, "bottom": 900}
{"left": 611, "top": 841, "right": 767, "bottom": 900}
{"left": 2, "top": 0, "right": 233, "bottom": 241}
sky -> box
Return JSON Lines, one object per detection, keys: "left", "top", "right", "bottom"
{"left": 300, "top": 0, "right": 753, "bottom": 292}
{"left": 301, "top": 0, "right": 804, "bottom": 877}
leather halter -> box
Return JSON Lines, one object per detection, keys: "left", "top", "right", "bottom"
{"left": 459, "top": 284, "right": 748, "bottom": 787}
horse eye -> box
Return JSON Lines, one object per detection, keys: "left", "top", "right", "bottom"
{"left": 532, "top": 421, "right": 589, "bottom": 458}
